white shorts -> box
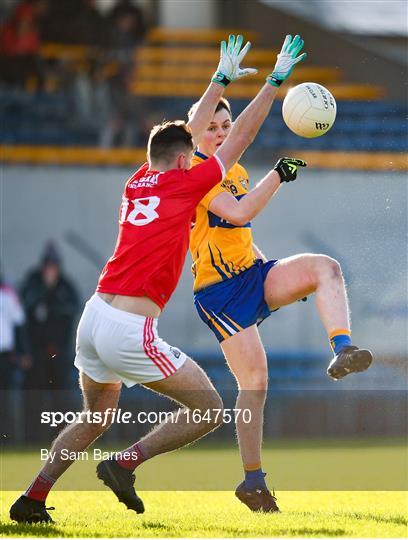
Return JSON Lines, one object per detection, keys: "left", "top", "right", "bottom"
{"left": 74, "top": 294, "right": 187, "bottom": 387}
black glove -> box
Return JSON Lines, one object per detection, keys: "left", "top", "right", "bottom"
{"left": 274, "top": 157, "right": 307, "bottom": 183}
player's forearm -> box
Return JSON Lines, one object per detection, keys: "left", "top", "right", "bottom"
{"left": 187, "top": 82, "right": 225, "bottom": 146}
{"left": 216, "top": 83, "right": 278, "bottom": 170}
{"left": 210, "top": 158, "right": 304, "bottom": 226}
{"left": 234, "top": 84, "right": 278, "bottom": 143}
{"left": 235, "top": 169, "right": 281, "bottom": 224}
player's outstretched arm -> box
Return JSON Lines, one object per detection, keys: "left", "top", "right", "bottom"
{"left": 215, "top": 34, "right": 306, "bottom": 172}
{"left": 187, "top": 35, "right": 257, "bottom": 146}
{"left": 208, "top": 157, "right": 307, "bottom": 226}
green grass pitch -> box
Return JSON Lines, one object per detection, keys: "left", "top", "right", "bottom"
{"left": 1, "top": 490, "right": 407, "bottom": 537}
{"left": 1, "top": 441, "right": 407, "bottom": 537}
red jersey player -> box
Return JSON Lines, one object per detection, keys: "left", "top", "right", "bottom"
{"left": 10, "top": 34, "right": 307, "bottom": 523}
{"left": 96, "top": 145, "right": 226, "bottom": 313}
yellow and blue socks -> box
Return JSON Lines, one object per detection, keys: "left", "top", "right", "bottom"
{"left": 329, "top": 328, "right": 352, "bottom": 355}
{"left": 244, "top": 464, "right": 267, "bottom": 491}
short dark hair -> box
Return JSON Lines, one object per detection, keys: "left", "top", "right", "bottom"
{"left": 148, "top": 121, "right": 194, "bottom": 164}
{"left": 188, "top": 97, "right": 232, "bottom": 120}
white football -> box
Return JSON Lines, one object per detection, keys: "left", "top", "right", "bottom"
{"left": 282, "top": 82, "right": 337, "bottom": 138}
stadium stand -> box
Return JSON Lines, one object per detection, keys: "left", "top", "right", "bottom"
{"left": 0, "top": 26, "right": 406, "bottom": 168}
{"left": 0, "top": 90, "right": 406, "bottom": 163}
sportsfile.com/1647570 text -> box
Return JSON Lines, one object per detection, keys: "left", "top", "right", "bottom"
{"left": 40, "top": 408, "right": 252, "bottom": 428}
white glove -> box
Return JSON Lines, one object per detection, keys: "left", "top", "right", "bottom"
{"left": 267, "top": 34, "right": 307, "bottom": 87}
{"left": 212, "top": 34, "right": 258, "bottom": 87}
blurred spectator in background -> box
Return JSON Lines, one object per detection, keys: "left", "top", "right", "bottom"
{"left": 0, "top": 0, "right": 149, "bottom": 145}
{"left": 0, "top": 269, "right": 31, "bottom": 442}
{"left": 108, "top": 0, "right": 146, "bottom": 38}
{"left": 40, "top": 0, "right": 74, "bottom": 43}
{"left": 99, "top": 0, "right": 147, "bottom": 147}
{"left": 61, "top": 0, "right": 148, "bottom": 146}
{"left": 71, "top": 0, "right": 109, "bottom": 47}
{"left": 0, "top": 0, "right": 48, "bottom": 90}
{"left": 21, "top": 241, "right": 80, "bottom": 391}
{"left": 20, "top": 242, "right": 80, "bottom": 442}
{"left": 0, "top": 272, "right": 31, "bottom": 386}
{"left": 41, "top": 0, "right": 107, "bottom": 46}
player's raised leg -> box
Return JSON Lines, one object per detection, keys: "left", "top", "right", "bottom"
{"left": 10, "top": 373, "right": 122, "bottom": 523}
{"left": 221, "top": 325, "right": 279, "bottom": 512}
{"left": 264, "top": 253, "right": 372, "bottom": 379}
{"left": 96, "top": 358, "right": 223, "bottom": 507}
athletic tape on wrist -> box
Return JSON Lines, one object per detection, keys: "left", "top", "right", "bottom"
{"left": 212, "top": 72, "right": 231, "bottom": 87}
{"left": 267, "top": 75, "right": 283, "bottom": 87}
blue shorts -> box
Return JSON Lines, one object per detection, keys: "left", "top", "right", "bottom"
{"left": 194, "top": 259, "right": 278, "bottom": 343}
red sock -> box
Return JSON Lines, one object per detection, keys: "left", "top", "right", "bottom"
{"left": 115, "top": 442, "right": 147, "bottom": 471}
{"left": 25, "top": 472, "right": 55, "bottom": 502}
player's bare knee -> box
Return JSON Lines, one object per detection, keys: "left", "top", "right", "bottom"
{"left": 79, "top": 409, "right": 113, "bottom": 437}
{"left": 81, "top": 420, "right": 108, "bottom": 439}
{"left": 192, "top": 391, "right": 224, "bottom": 428}
{"left": 314, "top": 255, "right": 342, "bottom": 282}
{"left": 238, "top": 368, "right": 268, "bottom": 392}
{"left": 252, "top": 377, "right": 269, "bottom": 392}
{"left": 245, "top": 376, "right": 268, "bottom": 392}
{"left": 324, "top": 256, "right": 342, "bottom": 280}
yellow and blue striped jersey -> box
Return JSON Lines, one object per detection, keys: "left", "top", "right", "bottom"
{"left": 189, "top": 151, "right": 256, "bottom": 292}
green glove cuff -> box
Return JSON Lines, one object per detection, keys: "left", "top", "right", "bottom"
{"left": 266, "top": 75, "right": 283, "bottom": 87}
{"left": 212, "top": 72, "right": 231, "bottom": 87}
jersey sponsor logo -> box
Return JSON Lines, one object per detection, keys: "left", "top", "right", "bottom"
{"left": 221, "top": 178, "right": 239, "bottom": 195}
{"left": 221, "top": 176, "right": 247, "bottom": 195}
{"left": 128, "top": 173, "right": 162, "bottom": 189}
{"left": 238, "top": 176, "right": 248, "bottom": 190}
{"left": 120, "top": 196, "right": 160, "bottom": 226}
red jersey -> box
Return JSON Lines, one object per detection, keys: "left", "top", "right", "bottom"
{"left": 97, "top": 155, "right": 224, "bottom": 309}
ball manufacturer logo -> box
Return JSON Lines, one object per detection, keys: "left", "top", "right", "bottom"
{"left": 306, "top": 85, "right": 318, "bottom": 99}
{"left": 315, "top": 122, "right": 330, "bottom": 130}
{"left": 318, "top": 87, "right": 329, "bottom": 109}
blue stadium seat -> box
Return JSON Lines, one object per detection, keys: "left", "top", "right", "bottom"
{"left": 0, "top": 88, "right": 406, "bottom": 153}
